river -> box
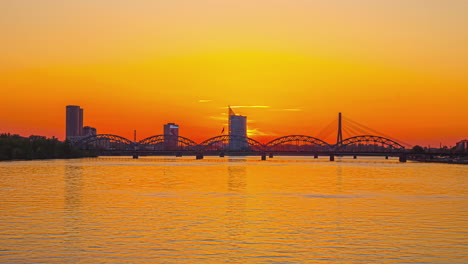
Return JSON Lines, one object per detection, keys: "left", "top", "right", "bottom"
{"left": 0, "top": 156, "right": 466, "bottom": 263}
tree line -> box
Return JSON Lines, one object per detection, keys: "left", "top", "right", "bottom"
{"left": 0, "top": 133, "right": 95, "bottom": 161}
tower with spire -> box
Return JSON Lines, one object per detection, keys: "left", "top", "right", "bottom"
{"left": 228, "top": 106, "right": 248, "bottom": 150}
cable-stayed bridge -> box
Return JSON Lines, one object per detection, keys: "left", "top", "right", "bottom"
{"left": 72, "top": 113, "right": 436, "bottom": 162}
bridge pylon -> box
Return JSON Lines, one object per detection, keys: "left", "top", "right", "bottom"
{"left": 337, "top": 112, "right": 343, "bottom": 145}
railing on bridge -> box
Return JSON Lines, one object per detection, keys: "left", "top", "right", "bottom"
{"left": 334, "top": 135, "right": 405, "bottom": 153}
{"left": 73, "top": 134, "right": 407, "bottom": 158}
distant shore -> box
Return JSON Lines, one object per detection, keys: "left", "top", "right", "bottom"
{"left": 409, "top": 158, "right": 468, "bottom": 165}
{"left": 0, "top": 133, "right": 95, "bottom": 161}
{"left": 0, "top": 156, "right": 98, "bottom": 162}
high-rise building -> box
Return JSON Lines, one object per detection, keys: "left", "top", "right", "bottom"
{"left": 228, "top": 107, "right": 248, "bottom": 151}
{"left": 83, "top": 126, "right": 97, "bottom": 137}
{"left": 79, "top": 108, "right": 83, "bottom": 135}
{"left": 456, "top": 140, "right": 468, "bottom": 152}
{"left": 163, "top": 123, "right": 179, "bottom": 150}
{"left": 66, "top": 105, "right": 84, "bottom": 140}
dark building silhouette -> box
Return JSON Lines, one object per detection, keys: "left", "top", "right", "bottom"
{"left": 163, "top": 123, "right": 179, "bottom": 150}
{"left": 82, "top": 126, "right": 97, "bottom": 137}
{"left": 456, "top": 139, "right": 468, "bottom": 152}
{"left": 228, "top": 107, "right": 248, "bottom": 151}
{"left": 66, "top": 105, "right": 83, "bottom": 140}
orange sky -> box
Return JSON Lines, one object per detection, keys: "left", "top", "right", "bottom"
{"left": 1, "top": 0, "right": 467, "bottom": 146}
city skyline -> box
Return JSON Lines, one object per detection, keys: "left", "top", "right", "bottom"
{"left": 62, "top": 104, "right": 467, "bottom": 153}
{"left": 1, "top": 102, "right": 467, "bottom": 147}
{"left": 1, "top": 1, "right": 467, "bottom": 146}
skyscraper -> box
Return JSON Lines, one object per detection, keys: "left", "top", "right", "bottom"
{"left": 66, "top": 105, "right": 83, "bottom": 140}
{"left": 163, "top": 123, "right": 179, "bottom": 150}
{"left": 228, "top": 106, "right": 248, "bottom": 151}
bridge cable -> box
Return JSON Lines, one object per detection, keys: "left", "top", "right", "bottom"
{"left": 342, "top": 126, "right": 356, "bottom": 140}
{"left": 316, "top": 118, "right": 338, "bottom": 142}
{"left": 336, "top": 117, "right": 374, "bottom": 143}
{"left": 345, "top": 118, "right": 402, "bottom": 144}
{"left": 343, "top": 117, "right": 412, "bottom": 147}
{"left": 344, "top": 123, "right": 378, "bottom": 142}
{"left": 345, "top": 117, "right": 412, "bottom": 147}
{"left": 342, "top": 122, "right": 365, "bottom": 138}
{"left": 316, "top": 119, "right": 336, "bottom": 139}
{"left": 343, "top": 119, "right": 371, "bottom": 136}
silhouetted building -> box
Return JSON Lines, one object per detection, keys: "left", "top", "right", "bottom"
{"left": 164, "top": 123, "right": 179, "bottom": 150}
{"left": 228, "top": 107, "right": 248, "bottom": 151}
{"left": 456, "top": 140, "right": 468, "bottom": 152}
{"left": 66, "top": 105, "right": 83, "bottom": 140}
{"left": 83, "top": 126, "right": 97, "bottom": 137}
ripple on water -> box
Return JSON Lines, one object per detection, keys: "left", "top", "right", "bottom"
{"left": 0, "top": 157, "right": 467, "bottom": 263}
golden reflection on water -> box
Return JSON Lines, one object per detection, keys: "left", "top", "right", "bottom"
{"left": 0, "top": 156, "right": 467, "bottom": 263}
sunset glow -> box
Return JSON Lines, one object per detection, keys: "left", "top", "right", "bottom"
{"left": 1, "top": 0, "right": 467, "bottom": 146}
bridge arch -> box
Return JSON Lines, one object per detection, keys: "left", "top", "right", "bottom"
{"left": 335, "top": 135, "right": 405, "bottom": 152}
{"left": 265, "top": 135, "right": 332, "bottom": 152}
{"left": 198, "top": 135, "right": 265, "bottom": 152}
{"left": 138, "top": 135, "right": 198, "bottom": 151}
{"left": 74, "top": 134, "right": 135, "bottom": 150}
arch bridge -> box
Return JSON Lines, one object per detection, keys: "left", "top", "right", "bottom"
{"left": 72, "top": 134, "right": 407, "bottom": 161}
{"left": 335, "top": 135, "right": 405, "bottom": 153}
{"left": 198, "top": 135, "right": 265, "bottom": 153}
{"left": 138, "top": 135, "right": 198, "bottom": 152}
{"left": 265, "top": 135, "right": 332, "bottom": 152}
{"left": 75, "top": 134, "right": 135, "bottom": 149}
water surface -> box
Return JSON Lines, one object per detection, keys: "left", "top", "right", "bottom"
{"left": 0, "top": 156, "right": 466, "bottom": 263}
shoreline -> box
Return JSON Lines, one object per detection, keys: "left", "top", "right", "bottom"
{"left": 0, "top": 155, "right": 98, "bottom": 162}
{"left": 409, "top": 158, "right": 468, "bottom": 165}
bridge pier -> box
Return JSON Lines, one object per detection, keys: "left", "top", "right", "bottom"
{"left": 269, "top": 153, "right": 274, "bottom": 158}
{"left": 330, "top": 155, "right": 335, "bottom": 161}
{"left": 399, "top": 154, "right": 407, "bottom": 163}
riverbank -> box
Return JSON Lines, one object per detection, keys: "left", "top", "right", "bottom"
{"left": 0, "top": 133, "right": 95, "bottom": 161}
{"left": 409, "top": 157, "right": 468, "bottom": 165}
